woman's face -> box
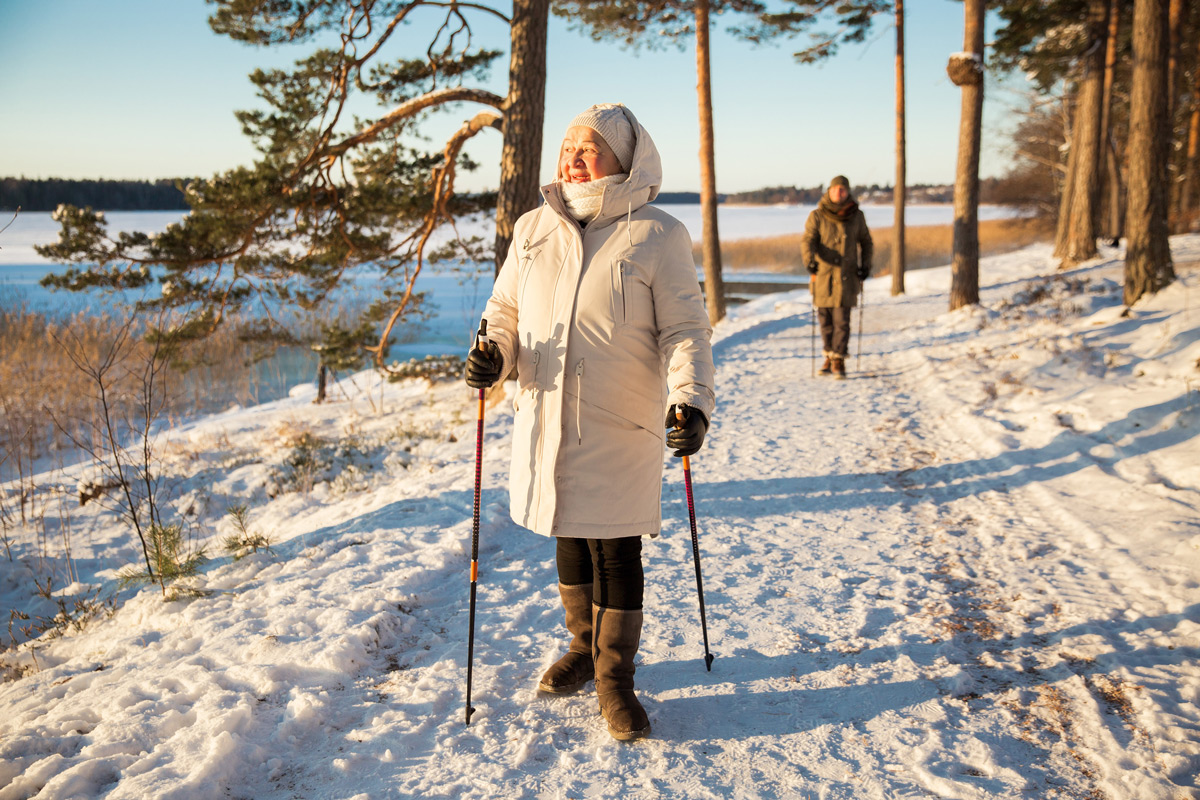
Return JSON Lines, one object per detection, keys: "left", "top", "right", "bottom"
{"left": 829, "top": 185, "right": 849, "bottom": 203}
{"left": 559, "top": 126, "right": 623, "bottom": 183}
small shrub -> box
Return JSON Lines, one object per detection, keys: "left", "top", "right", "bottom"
{"left": 5, "top": 588, "right": 116, "bottom": 649}
{"left": 272, "top": 432, "right": 333, "bottom": 495}
{"left": 386, "top": 354, "right": 465, "bottom": 382}
{"left": 222, "top": 504, "right": 272, "bottom": 561}
{"left": 117, "top": 523, "right": 209, "bottom": 600}
{"left": 269, "top": 432, "right": 382, "bottom": 496}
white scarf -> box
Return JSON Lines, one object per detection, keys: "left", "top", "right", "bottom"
{"left": 559, "top": 174, "right": 629, "bottom": 223}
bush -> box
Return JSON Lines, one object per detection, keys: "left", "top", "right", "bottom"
{"left": 221, "top": 504, "right": 272, "bottom": 561}
{"left": 116, "top": 523, "right": 209, "bottom": 600}
{"left": 386, "top": 354, "right": 465, "bottom": 382}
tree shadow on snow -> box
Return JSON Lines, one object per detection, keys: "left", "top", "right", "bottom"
{"left": 641, "top": 603, "right": 1200, "bottom": 754}
{"left": 684, "top": 393, "right": 1198, "bottom": 527}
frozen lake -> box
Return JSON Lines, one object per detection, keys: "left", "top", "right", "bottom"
{"left": 0, "top": 202, "right": 1023, "bottom": 366}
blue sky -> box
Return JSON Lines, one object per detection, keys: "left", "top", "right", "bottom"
{"left": 0, "top": 1, "right": 1018, "bottom": 193}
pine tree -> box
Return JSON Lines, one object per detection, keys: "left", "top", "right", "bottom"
{"left": 992, "top": 0, "right": 1119, "bottom": 269}
{"left": 37, "top": 1, "right": 550, "bottom": 375}
{"left": 1124, "top": 0, "right": 1176, "bottom": 305}
{"left": 1061, "top": 0, "right": 1112, "bottom": 267}
{"left": 948, "top": 0, "right": 985, "bottom": 311}
{"left": 893, "top": 0, "right": 906, "bottom": 295}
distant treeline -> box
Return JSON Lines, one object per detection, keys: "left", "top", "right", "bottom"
{"left": 1, "top": 177, "right": 192, "bottom": 211}
{"left": 2, "top": 177, "right": 1010, "bottom": 213}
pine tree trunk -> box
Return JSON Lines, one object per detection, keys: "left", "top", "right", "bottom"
{"left": 949, "top": 0, "right": 984, "bottom": 311}
{"left": 1124, "top": 0, "right": 1176, "bottom": 306}
{"left": 1098, "top": 0, "right": 1122, "bottom": 242}
{"left": 493, "top": 0, "right": 549, "bottom": 276}
{"left": 694, "top": 0, "right": 726, "bottom": 324}
{"left": 1182, "top": 36, "right": 1200, "bottom": 230}
{"left": 1106, "top": 138, "right": 1126, "bottom": 244}
{"left": 1062, "top": 0, "right": 1111, "bottom": 268}
{"left": 892, "top": 0, "right": 906, "bottom": 296}
{"left": 1167, "top": 0, "right": 1185, "bottom": 230}
{"left": 1053, "top": 90, "right": 1077, "bottom": 260}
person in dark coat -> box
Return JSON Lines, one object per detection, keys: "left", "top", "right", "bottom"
{"left": 800, "top": 175, "right": 873, "bottom": 379}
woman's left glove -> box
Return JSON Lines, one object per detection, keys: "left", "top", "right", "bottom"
{"left": 464, "top": 341, "right": 502, "bottom": 388}
{"left": 856, "top": 264, "right": 871, "bottom": 281}
{"left": 665, "top": 404, "right": 708, "bottom": 457}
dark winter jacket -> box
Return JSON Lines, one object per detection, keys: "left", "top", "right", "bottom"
{"left": 800, "top": 194, "right": 874, "bottom": 308}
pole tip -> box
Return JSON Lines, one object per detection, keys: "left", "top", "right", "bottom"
{"left": 465, "top": 705, "right": 476, "bottom": 724}
{"left": 704, "top": 653, "right": 715, "bottom": 672}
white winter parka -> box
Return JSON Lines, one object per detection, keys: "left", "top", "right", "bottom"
{"left": 480, "top": 106, "right": 716, "bottom": 539}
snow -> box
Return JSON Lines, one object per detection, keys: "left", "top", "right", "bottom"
{"left": 2, "top": 234, "right": 1199, "bottom": 799}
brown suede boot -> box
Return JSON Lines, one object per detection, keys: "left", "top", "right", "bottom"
{"left": 832, "top": 357, "right": 846, "bottom": 380}
{"left": 593, "top": 605, "right": 650, "bottom": 741}
{"left": 538, "top": 583, "right": 595, "bottom": 694}
{"left": 818, "top": 357, "right": 832, "bottom": 376}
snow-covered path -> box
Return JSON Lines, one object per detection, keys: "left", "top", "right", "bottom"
{"left": 2, "top": 242, "right": 1198, "bottom": 799}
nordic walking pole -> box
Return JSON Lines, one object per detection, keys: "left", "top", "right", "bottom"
{"left": 856, "top": 285, "right": 865, "bottom": 372}
{"left": 676, "top": 409, "right": 714, "bottom": 672}
{"left": 465, "top": 319, "right": 488, "bottom": 724}
{"left": 810, "top": 302, "right": 816, "bottom": 379}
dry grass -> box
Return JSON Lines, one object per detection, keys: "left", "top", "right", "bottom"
{"left": 0, "top": 307, "right": 315, "bottom": 491}
{"left": 705, "top": 216, "right": 1055, "bottom": 274}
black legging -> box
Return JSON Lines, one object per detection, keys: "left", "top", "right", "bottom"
{"left": 556, "top": 536, "right": 644, "bottom": 610}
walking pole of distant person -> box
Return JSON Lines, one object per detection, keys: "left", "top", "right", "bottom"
{"left": 810, "top": 301, "right": 817, "bottom": 379}
{"left": 856, "top": 285, "right": 864, "bottom": 372}
{"left": 465, "top": 320, "right": 488, "bottom": 724}
{"left": 675, "top": 408, "right": 714, "bottom": 671}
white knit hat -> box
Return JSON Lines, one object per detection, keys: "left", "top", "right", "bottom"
{"left": 568, "top": 103, "right": 636, "bottom": 172}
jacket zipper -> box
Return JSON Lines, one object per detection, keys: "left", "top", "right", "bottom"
{"left": 575, "top": 359, "right": 585, "bottom": 445}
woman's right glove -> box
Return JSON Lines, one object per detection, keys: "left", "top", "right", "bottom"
{"left": 806, "top": 259, "right": 819, "bottom": 275}
{"left": 464, "top": 341, "right": 502, "bottom": 388}
{"left": 665, "top": 404, "right": 708, "bottom": 457}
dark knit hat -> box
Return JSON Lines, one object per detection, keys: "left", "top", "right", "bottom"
{"left": 829, "top": 175, "right": 850, "bottom": 189}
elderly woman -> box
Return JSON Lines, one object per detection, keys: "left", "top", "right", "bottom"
{"left": 465, "top": 103, "right": 716, "bottom": 741}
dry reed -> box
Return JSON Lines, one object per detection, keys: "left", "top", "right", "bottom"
{"left": 0, "top": 307, "right": 317, "bottom": 487}
{"left": 703, "top": 217, "right": 1054, "bottom": 274}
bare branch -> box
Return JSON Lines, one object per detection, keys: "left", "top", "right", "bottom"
{"left": 325, "top": 86, "right": 506, "bottom": 159}
{"left": 0, "top": 207, "right": 18, "bottom": 238}
{"left": 373, "top": 109, "right": 502, "bottom": 370}
{"left": 427, "top": 2, "right": 510, "bottom": 25}
{"left": 1015, "top": 149, "right": 1069, "bottom": 174}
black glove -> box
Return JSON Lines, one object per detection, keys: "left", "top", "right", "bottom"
{"left": 856, "top": 265, "right": 871, "bottom": 281}
{"left": 806, "top": 259, "right": 818, "bottom": 275}
{"left": 464, "top": 341, "right": 501, "bottom": 388}
{"left": 665, "top": 404, "right": 708, "bottom": 457}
